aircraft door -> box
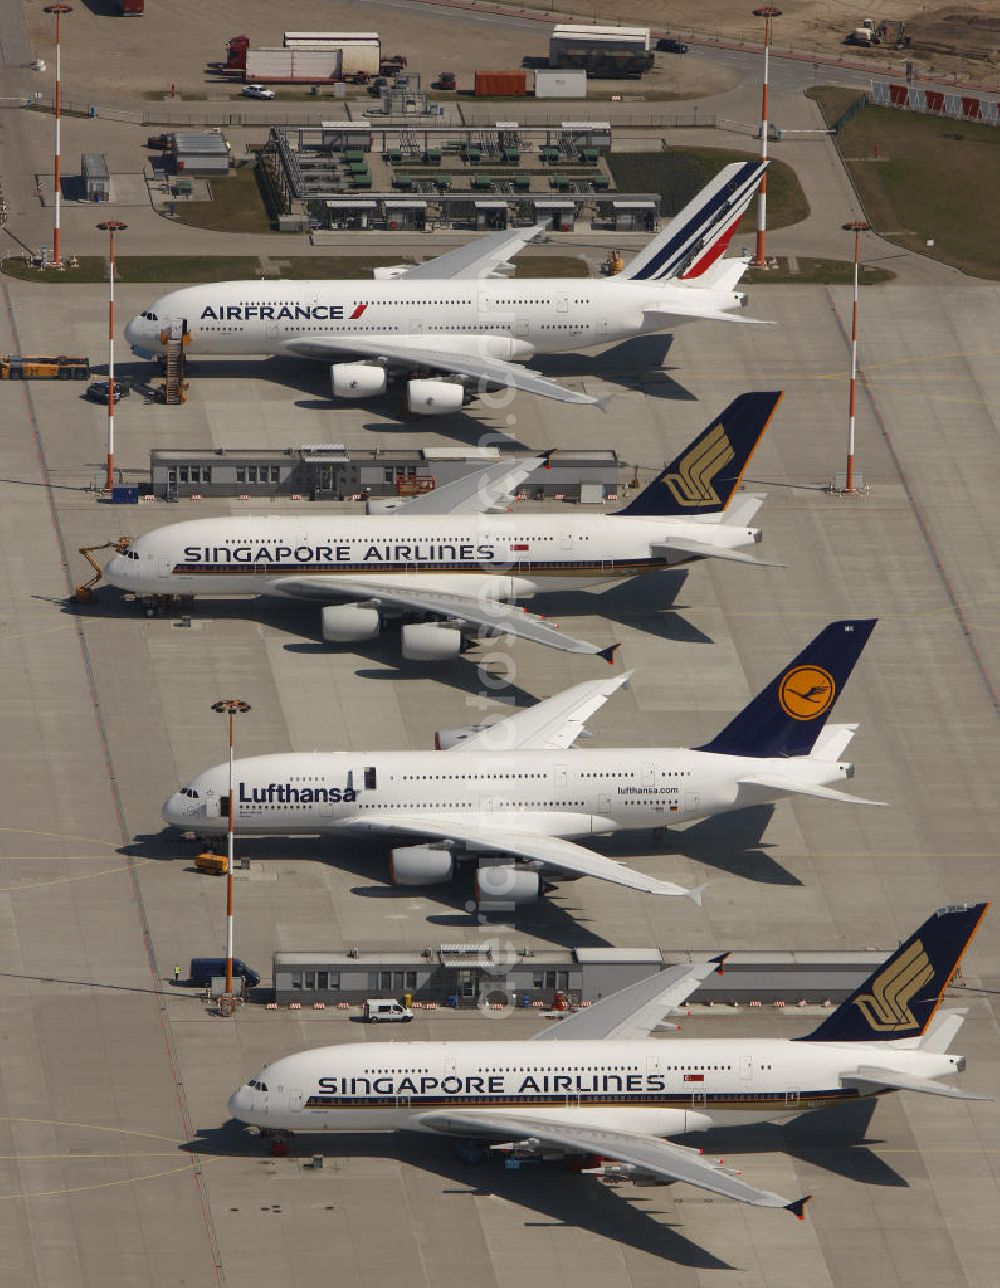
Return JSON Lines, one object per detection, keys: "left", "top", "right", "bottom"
{"left": 596, "top": 318, "right": 607, "bottom": 337}
{"left": 554, "top": 765, "right": 567, "bottom": 787}
{"left": 265, "top": 318, "right": 280, "bottom": 344}
{"left": 785, "top": 1088, "right": 800, "bottom": 1108}
{"left": 597, "top": 791, "right": 611, "bottom": 814}
{"left": 684, "top": 791, "right": 700, "bottom": 817}
{"left": 515, "top": 316, "right": 529, "bottom": 337}
{"left": 557, "top": 292, "right": 568, "bottom": 314}
{"left": 204, "top": 786, "right": 224, "bottom": 820}
{"left": 739, "top": 1055, "right": 753, "bottom": 1083}
{"left": 641, "top": 763, "right": 654, "bottom": 788}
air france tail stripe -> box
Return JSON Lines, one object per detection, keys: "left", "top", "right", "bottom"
{"left": 679, "top": 212, "right": 745, "bottom": 281}
{"left": 629, "top": 163, "right": 763, "bottom": 282}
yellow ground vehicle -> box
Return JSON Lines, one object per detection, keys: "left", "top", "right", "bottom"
{"left": 0, "top": 354, "right": 90, "bottom": 380}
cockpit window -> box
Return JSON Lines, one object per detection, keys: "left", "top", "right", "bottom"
{"left": 248, "top": 1078, "right": 268, "bottom": 1091}
{"left": 180, "top": 787, "right": 200, "bottom": 799}
{"left": 143, "top": 312, "right": 159, "bottom": 321}
{"left": 126, "top": 549, "right": 140, "bottom": 560}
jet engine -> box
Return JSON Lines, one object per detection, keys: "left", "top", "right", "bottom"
{"left": 406, "top": 378, "right": 465, "bottom": 416}
{"left": 475, "top": 863, "right": 540, "bottom": 910}
{"left": 389, "top": 845, "right": 455, "bottom": 886}
{"left": 331, "top": 363, "right": 388, "bottom": 398}
{"left": 322, "top": 604, "right": 381, "bottom": 642}
{"left": 434, "top": 724, "right": 486, "bottom": 750}
{"left": 400, "top": 623, "right": 463, "bottom": 661}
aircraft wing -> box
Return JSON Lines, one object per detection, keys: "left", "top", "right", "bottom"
{"left": 336, "top": 814, "right": 700, "bottom": 900}
{"left": 529, "top": 957, "right": 724, "bottom": 1042}
{"left": 738, "top": 772, "right": 889, "bottom": 807}
{"left": 842, "top": 1066, "right": 990, "bottom": 1102}
{"left": 651, "top": 539, "right": 785, "bottom": 568}
{"left": 418, "top": 1111, "right": 808, "bottom": 1214}
{"left": 281, "top": 334, "right": 605, "bottom": 407}
{"left": 453, "top": 671, "right": 633, "bottom": 753}
{"left": 273, "top": 577, "right": 616, "bottom": 659}
{"left": 390, "top": 454, "right": 547, "bottom": 516}
{"left": 397, "top": 223, "right": 549, "bottom": 280}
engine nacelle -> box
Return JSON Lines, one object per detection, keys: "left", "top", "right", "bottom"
{"left": 406, "top": 378, "right": 464, "bottom": 416}
{"left": 389, "top": 845, "right": 455, "bottom": 886}
{"left": 434, "top": 724, "right": 486, "bottom": 750}
{"left": 331, "top": 363, "right": 388, "bottom": 398}
{"left": 400, "top": 622, "right": 462, "bottom": 661}
{"left": 475, "top": 864, "right": 540, "bottom": 910}
{"left": 322, "top": 604, "right": 381, "bottom": 643}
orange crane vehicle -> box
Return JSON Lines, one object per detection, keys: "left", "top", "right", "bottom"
{"left": 1, "top": 354, "right": 91, "bottom": 380}
{"left": 75, "top": 538, "right": 130, "bottom": 603}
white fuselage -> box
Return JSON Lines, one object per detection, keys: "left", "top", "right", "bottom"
{"left": 163, "top": 746, "right": 854, "bottom": 837}
{"left": 123, "top": 277, "right": 746, "bottom": 362}
{"left": 104, "top": 511, "right": 759, "bottom": 599}
{"left": 228, "top": 1036, "right": 963, "bottom": 1136}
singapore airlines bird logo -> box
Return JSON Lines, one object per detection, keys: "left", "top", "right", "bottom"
{"left": 778, "top": 665, "right": 836, "bottom": 720}
{"left": 662, "top": 423, "right": 735, "bottom": 507}
{"left": 853, "top": 940, "right": 934, "bottom": 1032}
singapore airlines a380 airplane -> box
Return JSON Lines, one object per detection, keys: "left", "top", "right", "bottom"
{"left": 105, "top": 391, "right": 782, "bottom": 661}
{"left": 123, "top": 162, "right": 767, "bottom": 412}
{"left": 227, "top": 904, "right": 988, "bottom": 1219}
{"left": 163, "top": 619, "right": 883, "bottom": 910}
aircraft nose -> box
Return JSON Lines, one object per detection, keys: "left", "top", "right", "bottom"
{"left": 104, "top": 553, "right": 130, "bottom": 587}
{"left": 227, "top": 1087, "right": 252, "bottom": 1119}
{"left": 162, "top": 792, "right": 185, "bottom": 827}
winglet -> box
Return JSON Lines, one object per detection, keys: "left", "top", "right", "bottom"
{"left": 686, "top": 883, "right": 708, "bottom": 908}
{"left": 712, "top": 951, "right": 730, "bottom": 976}
{"left": 542, "top": 449, "right": 556, "bottom": 470}
{"left": 787, "top": 1195, "right": 811, "bottom": 1221}
{"left": 598, "top": 643, "right": 621, "bottom": 666}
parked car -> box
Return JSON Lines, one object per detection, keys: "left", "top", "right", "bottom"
{"left": 656, "top": 37, "right": 689, "bottom": 54}
{"left": 85, "top": 380, "right": 124, "bottom": 403}
{"left": 242, "top": 84, "right": 276, "bottom": 100}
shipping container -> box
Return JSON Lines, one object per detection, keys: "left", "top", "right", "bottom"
{"left": 534, "top": 68, "right": 587, "bottom": 98}
{"left": 474, "top": 70, "right": 527, "bottom": 97}
{"left": 283, "top": 31, "right": 379, "bottom": 47}
{"left": 244, "top": 42, "right": 379, "bottom": 82}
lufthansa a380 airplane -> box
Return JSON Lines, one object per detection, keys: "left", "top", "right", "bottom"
{"left": 123, "top": 162, "right": 766, "bottom": 413}
{"left": 163, "top": 619, "right": 883, "bottom": 910}
{"left": 104, "top": 391, "right": 782, "bottom": 662}
{"left": 227, "top": 904, "right": 988, "bottom": 1218}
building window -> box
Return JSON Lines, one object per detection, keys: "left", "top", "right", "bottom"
{"left": 247, "top": 466, "right": 258, "bottom": 484}
{"left": 269, "top": 466, "right": 280, "bottom": 484}
{"left": 533, "top": 973, "right": 544, "bottom": 990}
{"left": 404, "top": 971, "right": 417, "bottom": 990}
{"left": 317, "top": 971, "right": 329, "bottom": 990}
{"left": 178, "top": 466, "right": 189, "bottom": 483}
{"left": 379, "top": 971, "right": 392, "bottom": 990}
{"left": 290, "top": 972, "right": 303, "bottom": 990}
{"left": 236, "top": 467, "right": 246, "bottom": 484}
{"left": 304, "top": 971, "right": 315, "bottom": 990}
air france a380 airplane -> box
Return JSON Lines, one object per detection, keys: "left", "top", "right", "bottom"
{"left": 163, "top": 620, "right": 883, "bottom": 910}
{"left": 227, "top": 904, "right": 988, "bottom": 1218}
{"left": 123, "top": 162, "right": 766, "bottom": 413}
{"left": 105, "top": 391, "right": 782, "bottom": 662}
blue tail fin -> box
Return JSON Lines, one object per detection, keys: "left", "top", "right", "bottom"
{"left": 699, "top": 619, "right": 876, "bottom": 758}
{"left": 802, "top": 904, "right": 988, "bottom": 1043}
{"left": 616, "top": 391, "right": 782, "bottom": 518}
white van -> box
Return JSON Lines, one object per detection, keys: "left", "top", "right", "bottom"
{"left": 363, "top": 998, "right": 413, "bottom": 1023}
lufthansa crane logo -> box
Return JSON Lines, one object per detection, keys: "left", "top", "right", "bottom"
{"left": 662, "top": 423, "right": 735, "bottom": 507}
{"left": 777, "top": 665, "right": 836, "bottom": 720}
{"left": 853, "top": 939, "right": 934, "bottom": 1032}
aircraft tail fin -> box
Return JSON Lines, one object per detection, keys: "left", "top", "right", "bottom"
{"left": 698, "top": 619, "right": 876, "bottom": 759}
{"left": 802, "top": 905, "right": 988, "bottom": 1043}
{"left": 616, "top": 392, "right": 781, "bottom": 518}
{"left": 620, "top": 161, "right": 765, "bottom": 283}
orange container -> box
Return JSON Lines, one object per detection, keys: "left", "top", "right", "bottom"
{"left": 474, "top": 70, "right": 527, "bottom": 97}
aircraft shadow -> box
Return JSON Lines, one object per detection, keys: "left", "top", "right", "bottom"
{"left": 184, "top": 1124, "right": 733, "bottom": 1269}
{"left": 678, "top": 1098, "right": 908, "bottom": 1189}
{"left": 360, "top": 411, "right": 534, "bottom": 448}
{"left": 536, "top": 569, "right": 714, "bottom": 647}
{"left": 532, "top": 336, "right": 697, "bottom": 402}
{"left": 655, "top": 805, "right": 803, "bottom": 887}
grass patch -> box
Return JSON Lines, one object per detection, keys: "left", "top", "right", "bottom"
{"left": 810, "top": 86, "right": 1000, "bottom": 279}
{"left": 2, "top": 256, "right": 262, "bottom": 284}
{"left": 513, "top": 255, "right": 589, "bottom": 278}
{"left": 744, "top": 257, "right": 895, "bottom": 285}
{"left": 608, "top": 146, "right": 808, "bottom": 231}
{"left": 170, "top": 166, "right": 272, "bottom": 234}
{"left": 274, "top": 257, "right": 417, "bottom": 278}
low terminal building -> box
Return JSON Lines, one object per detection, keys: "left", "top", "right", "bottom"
{"left": 271, "top": 944, "right": 887, "bottom": 1008}
{"left": 172, "top": 132, "right": 230, "bottom": 178}
{"left": 81, "top": 153, "right": 110, "bottom": 202}
{"left": 149, "top": 444, "right": 621, "bottom": 502}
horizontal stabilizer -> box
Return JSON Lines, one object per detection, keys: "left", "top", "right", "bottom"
{"left": 843, "top": 1066, "right": 991, "bottom": 1101}
{"left": 653, "top": 540, "right": 784, "bottom": 568}
{"left": 738, "top": 773, "right": 888, "bottom": 808}
{"left": 643, "top": 307, "right": 772, "bottom": 326}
